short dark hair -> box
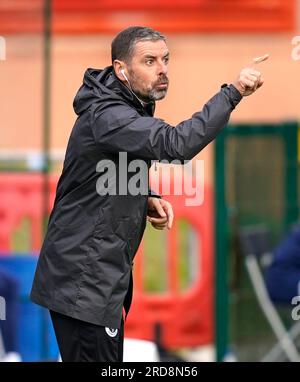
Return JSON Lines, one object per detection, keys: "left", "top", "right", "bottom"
{"left": 111, "top": 26, "right": 166, "bottom": 63}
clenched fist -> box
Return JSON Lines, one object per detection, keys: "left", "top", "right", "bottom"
{"left": 147, "top": 197, "right": 174, "bottom": 230}
{"left": 233, "top": 54, "right": 269, "bottom": 97}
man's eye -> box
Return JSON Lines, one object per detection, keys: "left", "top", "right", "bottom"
{"left": 146, "top": 60, "right": 154, "bottom": 65}
{"left": 164, "top": 57, "right": 169, "bottom": 64}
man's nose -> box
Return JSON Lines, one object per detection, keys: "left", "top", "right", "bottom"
{"left": 157, "top": 61, "right": 168, "bottom": 75}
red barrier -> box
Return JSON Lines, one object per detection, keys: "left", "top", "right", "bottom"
{"left": 0, "top": 173, "right": 57, "bottom": 252}
{"left": 0, "top": 173, "right": 214, "bottom": 347}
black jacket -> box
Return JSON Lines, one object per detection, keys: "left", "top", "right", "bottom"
{"left": 30, "top": 66, "right": 242, "bottom": 328}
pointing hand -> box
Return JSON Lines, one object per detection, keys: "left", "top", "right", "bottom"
{"left": 233, "top": 54, "right": 269, "bottom": 96}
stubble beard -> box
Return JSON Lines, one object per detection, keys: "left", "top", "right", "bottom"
{"left": 148, "top": 88, "right": 168, "bottom": 101}
{"left": 129, "top": 71, "right": 169, "bottom": 103}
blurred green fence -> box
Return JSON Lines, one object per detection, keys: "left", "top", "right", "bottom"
{"left": 215, "top": 121, "right": 299, "bottom": 361}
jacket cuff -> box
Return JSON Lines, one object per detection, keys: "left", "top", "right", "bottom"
{"left": 221, "top": 83, "right": 243, "bottom": 109}
{"left": 148, "top": 189, "right": 162, "bottom": 198}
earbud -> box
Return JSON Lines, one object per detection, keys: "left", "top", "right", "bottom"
{"left": 119, "top": 67, "right": 144, "bottom": 106}
{"left": 120, "top": 68, "right": 128, "bottom": 82}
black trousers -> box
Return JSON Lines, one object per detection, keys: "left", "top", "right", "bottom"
{"left": 50, "top": 310, "right": 124, "bottom": 362}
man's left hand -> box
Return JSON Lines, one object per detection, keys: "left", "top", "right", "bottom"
{"left": 147, "top": 197, "right": 174, "bottom": 230}
{"left": 233, "top": 54, "right": 269, "bottom": 97}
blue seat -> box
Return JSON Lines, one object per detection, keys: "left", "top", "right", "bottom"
{"left": 0, "top": 254, "right": 59, "bottom": 361}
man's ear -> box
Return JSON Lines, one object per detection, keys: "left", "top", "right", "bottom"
{"left": 113, "top": 60, "right": 126, "bottom": 82}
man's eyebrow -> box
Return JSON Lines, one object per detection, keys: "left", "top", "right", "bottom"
{"left": 143, "top": 53, "right": 170, "bottom": 59}
{"left": 143, "top": 54, "right": 156, "bottom": 59}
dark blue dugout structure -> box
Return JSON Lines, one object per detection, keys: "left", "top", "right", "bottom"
{"left": 0, "top": 254, "right": 59, "bottom": 361}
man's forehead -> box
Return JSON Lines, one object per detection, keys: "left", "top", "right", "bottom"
{"left": 133, "top": 40, "right": 169, "bottom": 57}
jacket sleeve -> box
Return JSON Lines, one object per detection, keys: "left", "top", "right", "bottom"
{"left": 148, "top": 189, "right": 161, "bottom": 198}
{"left": 91, "top": 84, "right": 242, "bottom": 161}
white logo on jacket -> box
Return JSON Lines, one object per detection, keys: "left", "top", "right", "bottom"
{"left": 105, "top": 327, "right": 118, "bottom": 337}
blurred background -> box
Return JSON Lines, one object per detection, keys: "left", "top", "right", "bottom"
{"left": 1, "top": 0, "right": 300, "bottom": 362}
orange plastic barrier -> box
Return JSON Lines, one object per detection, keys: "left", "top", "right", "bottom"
{"left": 0, "top": 173, "right": 214, "bottom": 347}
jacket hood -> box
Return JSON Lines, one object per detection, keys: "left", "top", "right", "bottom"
{"left": 73, "top": 66, "right": 155, "bottom": 116}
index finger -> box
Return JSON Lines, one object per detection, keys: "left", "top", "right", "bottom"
{"left": 251, "top": 53, "right": 269, "bottom": 67}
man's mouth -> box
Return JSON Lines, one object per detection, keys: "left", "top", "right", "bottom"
{"left": 156, "top": 83, "right": 168, "bottom": 89}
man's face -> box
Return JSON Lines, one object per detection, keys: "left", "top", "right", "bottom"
{"left": 126, "top": 40, "right": 169, "bottom": 103}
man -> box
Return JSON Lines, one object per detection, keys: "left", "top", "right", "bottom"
{"left": 0, "top": 268, "right": 21, "bottom": 361}
{"left": 31, "top": 26, "right": 266, "bottom": 362}
{"left": 266, "top": 224, "right": 300, "bottom": 304}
